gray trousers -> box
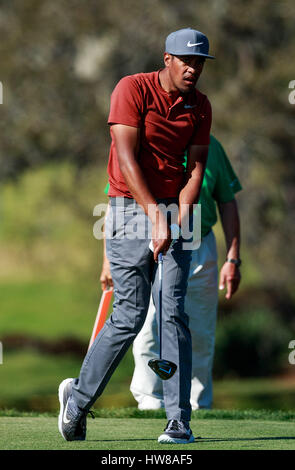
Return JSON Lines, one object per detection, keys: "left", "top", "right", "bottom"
{"left": 71, "top": 197, "right": 192, "bottom": 421}
{"left": 130, "top": 230, "right": 218, "bottom": 410}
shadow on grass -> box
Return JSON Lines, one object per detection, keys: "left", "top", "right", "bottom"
{"left": 197, "top": 436, "right": 295, "bottom": 443}
{"left": 87, "top": 439, "right": 155, "bottom": 442}
{"left": 88, "top": 436, "right": 295, "bottom": 444}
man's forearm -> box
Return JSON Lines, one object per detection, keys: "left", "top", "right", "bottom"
{"left": 178, "top": 145, "right": 208, "bottom": 226}
{"left": 178, "top": 172, "right": 204, "bottom": 226}
{"left": 218, "top": 199, "right": 240, "bottom": 259}
{"left": 112, "top": 121, "right": 171, "bottom": 258}
{"left": 119, "top": 157, "right": 162, "bottom": 224}
{"left": 111, "top": 124, "right": 161, "bottom": 224}
{"left": 120, "top": 158, "right": 172, "bottom": 259}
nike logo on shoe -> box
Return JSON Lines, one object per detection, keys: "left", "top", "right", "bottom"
{"left": 63, "top": 401, "right": 71, "bottom": 424}
{"left": 187, "top": 41, "right": 203, "bottom": 47}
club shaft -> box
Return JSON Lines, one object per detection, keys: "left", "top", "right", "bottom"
{"left": 158, "top": 253, "right": 163, "bottom": 360}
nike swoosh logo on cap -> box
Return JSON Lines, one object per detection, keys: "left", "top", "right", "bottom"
{"left": 187, "top": 41, "right": 203, "bottom": 47}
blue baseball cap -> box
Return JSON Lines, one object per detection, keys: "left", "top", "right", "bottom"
{"left": 165, "top": 28, "right": 215, "bottom": 59}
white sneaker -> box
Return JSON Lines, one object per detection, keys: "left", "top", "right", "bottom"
{"left": 158, "top": 420, "right": 195, "bottom": 444}
{"left": 138, "top": 396, "right": 164, "bottom": 410}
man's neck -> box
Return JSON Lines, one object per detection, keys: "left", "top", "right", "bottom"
{"left": 158, "top": 68, "right": 178, "bottom": 96}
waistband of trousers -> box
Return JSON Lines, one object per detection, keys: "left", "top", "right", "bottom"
{"left": 109, "top": 196, "right": 179, "bottom": 207}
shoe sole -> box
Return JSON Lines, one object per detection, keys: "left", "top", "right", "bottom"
{"left": 158, "top": 433, "right": 195, "bottom": 444}
{"left": 58, "top": 378, "right": 74, "bottom": 441}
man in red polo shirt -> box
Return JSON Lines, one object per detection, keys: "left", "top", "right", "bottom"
{"left": 58, "top": 28, "right": 215, "bottom": 444}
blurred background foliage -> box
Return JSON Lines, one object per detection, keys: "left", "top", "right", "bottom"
{"left": 0, "top": 0, "right": 294, "bottom": 411}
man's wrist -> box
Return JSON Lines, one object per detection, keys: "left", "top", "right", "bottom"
{"left": 226, "top": 258, "right": 242, "bottom": 267}
{"left": 147, "top": 203, "right": 165, "bottom": 225}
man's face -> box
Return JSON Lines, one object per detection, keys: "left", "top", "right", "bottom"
{"left": 164, "top": 54, "right": 205, "bottom": 94}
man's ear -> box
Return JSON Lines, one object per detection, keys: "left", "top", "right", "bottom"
{"left": 163, "top": 52, "right": 172, "bottom": 67}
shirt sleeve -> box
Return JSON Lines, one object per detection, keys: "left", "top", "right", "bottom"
{"left": 212, "top": 139, "right": 242, "bottom": 203}
{"left": 108, "top": 75, "right": 144, "bottom": 128}
{"left": 190, "top": 98, "right": 212, "bottom": 146}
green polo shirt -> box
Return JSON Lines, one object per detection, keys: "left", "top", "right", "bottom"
{"left": 197, "top": 135, "right": 242, "bottom": 237}
{"left": 104, "top": 135, "right": 242, "bottom": 238}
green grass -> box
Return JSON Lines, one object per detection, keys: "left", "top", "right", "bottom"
{"left": 1, "top": 280, "right": 295, "bottom": 413}
{"left": 0, "top": 350, "right": 83, "bottom": 410}
{"left": 0, "top": 350, "right": 136, "bottom": 411}
{"left": 1, "top": 350, "right": 295, "bottom": 412}
{"left": 213, "top": 377, "right": 295, "bottom": 410}
{"left": 0, "top": 413, "right": 295, "bottom": 450}
{"left": 2, "top": 408, "right": 295, "bottom": 421}
{"left": 0, "top": 280, "right": 102, "bottom": 340}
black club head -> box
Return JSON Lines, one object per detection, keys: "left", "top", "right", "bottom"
{"left": 148, "top": 359, "right": 177, "bottom": 380}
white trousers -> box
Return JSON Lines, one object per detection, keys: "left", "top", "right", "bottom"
{"left": 130, "top": 230, "right": 219, "bottom": 410}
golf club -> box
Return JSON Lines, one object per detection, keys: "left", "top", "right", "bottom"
{"left": 148, "top": 252, "right": 177, "bottom": 380}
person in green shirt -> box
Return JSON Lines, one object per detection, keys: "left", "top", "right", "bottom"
{"left": 101, "top": 134, "right": 242, "bottom": 410}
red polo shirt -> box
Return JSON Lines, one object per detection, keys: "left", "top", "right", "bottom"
{"left": 107, "top": 70, "right": 212, "bottom": 198}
